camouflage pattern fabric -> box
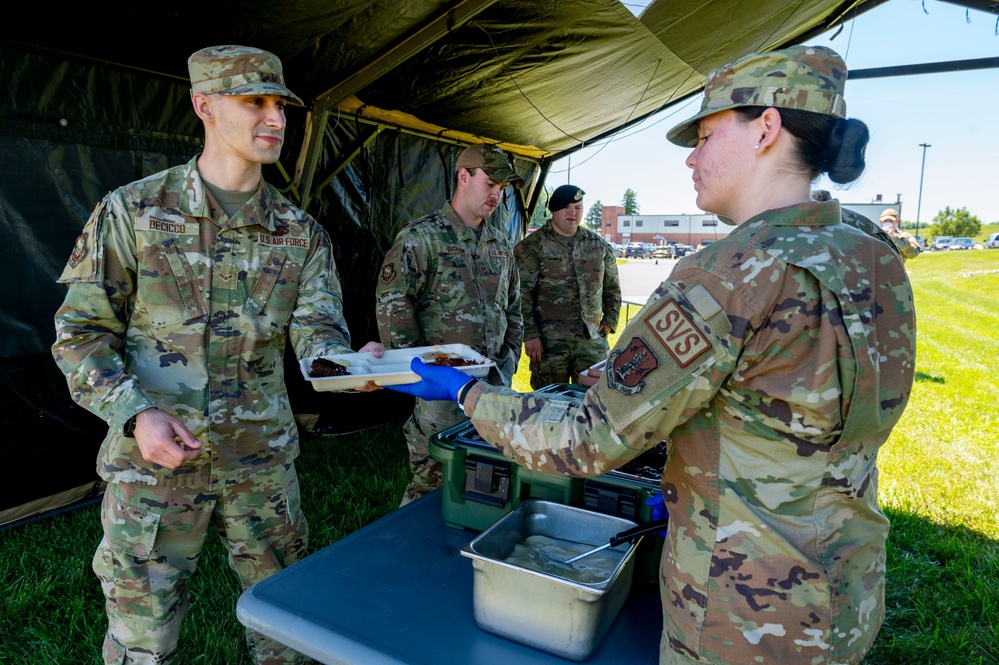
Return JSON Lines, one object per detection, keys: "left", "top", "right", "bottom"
{"left": 400, "top": 398, "right": 461, "bottom": 504}
{"left": 375, "top": 202, "right": 522, "bottom": 500}
{"left": 94, "top": 462, "right": 310, "bottom": 664}
{"left": 528, "top": 337, "right": 610, "bottom": 390}
{"left": 516, "top": 222, "right": 620, "bottom": 342}
{"left": 52, "top": 155, "right": 353, "bottom": 663}
{"left": 188, "top": 44, "right": 303, "bottom": 105}
{"left": 516, "top": 221, "right": 620, "bottom": 387}
{"left": 669, "top": 45, "right": 847, "bottom": 147}
{"left": 53, "top": 156, "right": 354, "bottom": 486}
{"left": 885, "top": 227, "right": 922, "bottom": 261}
{"left": 463, "top": 200, "right": 916, "bottom": 664}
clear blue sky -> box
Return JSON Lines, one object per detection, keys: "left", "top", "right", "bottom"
{"left": 554, "top": 0, "right": 999, "bottom": 225}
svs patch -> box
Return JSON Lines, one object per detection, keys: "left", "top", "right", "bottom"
{"left": 607, "top": 337, "right": 659, "bottom": 395}
{"left": 645, "top": 299, "right": 711, "bottom": 367}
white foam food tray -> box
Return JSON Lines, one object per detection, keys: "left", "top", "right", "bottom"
{"left": 300, "top": 343, "right": 494, "bottom": 391}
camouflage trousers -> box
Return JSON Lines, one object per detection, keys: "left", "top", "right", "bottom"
{"left": 660, "top": 633, "right": 703, "bottom": 665}
{"left": 400, "top": 397, "right": 467, "bottom": 506}
{"left": 529, "top": 336, "right": 610, "bottom": 390}
{"left": 93, "top": 462, "right": 312, "bottom": 665}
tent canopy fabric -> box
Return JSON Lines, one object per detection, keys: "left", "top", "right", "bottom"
{"left": 2, "top": 0, "right": 992, "bottom": 525}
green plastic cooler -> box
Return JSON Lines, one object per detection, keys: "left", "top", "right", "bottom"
{"left": 428, "top": 383, "right": 667, "bottom": 581}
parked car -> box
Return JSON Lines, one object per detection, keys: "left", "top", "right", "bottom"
{"left": 673, "top": 244, "right": 696, "bottom": 257}
{"left": 608, "top": 242, "right": 625, "bottom": 257}
{"left": 931, "top": 236, "right": 953, "bottom": 251}
{"left": 624, "top": 242, "right": 650, "bottom": 258}
{"left": 947, "top": 237, "right": 975, "bottom": 250}
{"left": 984, "top": 233, "right": 999, "bottom": 249}
{"left": 651, "top": 246, "right": 674, "bottom": 259}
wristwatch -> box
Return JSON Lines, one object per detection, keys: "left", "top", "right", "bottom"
{"left": 122, "top": 415, "right": 137, "bottom": 438}
{"left": 457, "top": 380, "right": 476, "bottom": 415}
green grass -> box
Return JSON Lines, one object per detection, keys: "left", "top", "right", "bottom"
{"left": 1, "top": 250, "right": 997, "bottom": 664}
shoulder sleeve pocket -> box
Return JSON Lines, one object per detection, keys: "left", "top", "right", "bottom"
{"left": 600, "top": 281, "right": 733, "bottom": 433}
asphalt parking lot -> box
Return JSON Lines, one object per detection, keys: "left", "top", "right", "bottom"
{"left": 618, "top": 257, "right": 676, "bottom": 308}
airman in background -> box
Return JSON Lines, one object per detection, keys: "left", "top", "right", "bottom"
{"left": 516, "top": 184, "right": 621, "bottom": 389}
{"left": 375, "top": 143, "right": 524, "bottom": 506}
{"left": 879, "top": 208, "right": 922, "bottom": 261}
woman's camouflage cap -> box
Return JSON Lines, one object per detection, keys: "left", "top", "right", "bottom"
{"left": 667, "top": 45, "right": 847, "bottom": 147}
{"left": 188, "top": 45, "right": 304, "bottom": 106}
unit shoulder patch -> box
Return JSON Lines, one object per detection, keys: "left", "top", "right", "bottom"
{"left": 606, "top": 337, "right": 659, "bottom": 395}
{"left": 68, "top": 232, "right": 89, "bottom": 268}
{"left": 380, "top": 262, "right": 396, "bottom": 284}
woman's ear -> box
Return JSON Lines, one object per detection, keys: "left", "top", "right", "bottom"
{"left": 756, "top": 107, "right": 783, "bottom": 151}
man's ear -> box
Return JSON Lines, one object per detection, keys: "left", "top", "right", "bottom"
{"left": 191, "top": 92, "right": 214, "bottom": 121}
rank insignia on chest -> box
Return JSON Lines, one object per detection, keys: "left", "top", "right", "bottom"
{"left": 68, "top": 232, "right": 89, "bottom": 267}
{"left": 645, "top": 299, "right": 712, "bottom": 367}
{"left": 607, "top": 337, "right": 659, "bottom": 395}
{"left": 380, "top": 262, "right": 396, "bottom": 283}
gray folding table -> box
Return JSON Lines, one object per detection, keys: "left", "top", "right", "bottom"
{"left": 237, "top": 490, "right": 662, "bottom": 664}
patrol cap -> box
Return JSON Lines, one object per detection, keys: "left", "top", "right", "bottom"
{"left": 548, "top": 184, "right": 585, "bottom": 212}
{"left": 667, "top": 45, "right": 848, "bottom": 147}
{"left": 880, "top": 208, "right": 899, "bottom": 221}
{"left": 188, "top": 45, "right": 304, "bottom": 106}
{"left": 456, "top": 143, "right": 525, "bottom": 187}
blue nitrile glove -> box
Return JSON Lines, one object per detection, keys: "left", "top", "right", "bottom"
{"left": 645, "top": 492, "right": 669, "bottom": 538}
{"left": 388, "top": 358, "right": 475, "bottom": 401}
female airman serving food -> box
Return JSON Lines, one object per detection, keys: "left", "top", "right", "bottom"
{"left": 392, "top": 44, "right": 916, "bottom": 665}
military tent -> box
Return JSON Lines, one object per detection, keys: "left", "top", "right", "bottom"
{"left": 2, "top": 0, "right": 994, "bottom": 526}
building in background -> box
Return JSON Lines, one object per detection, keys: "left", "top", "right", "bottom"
{"left": 602, "top": 209, "right": 731, "bottom": 248}
{"left": 598, "top": 195, "right": 903, "bottom": 249}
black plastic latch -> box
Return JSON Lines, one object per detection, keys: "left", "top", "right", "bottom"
{"left": 584, "top": 482, "right": 638, "bottom": 519}
{"left": 461, "top": 455, "right": 512, "bottom": 507}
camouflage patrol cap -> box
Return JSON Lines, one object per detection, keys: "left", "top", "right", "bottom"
{"left": 188, "top": 45, "right": 303, "bottom": 106}
{"left": 667, "top": 45, "right": 848, "bottom": 147}
{"left": 880, "top": 208, "right": 899, "bottom": 221}
{"left": 456, "top": 143, "right": 525, "bottom": 187}
{"left": 548, "top": 184, "right": 585, "bottom": 212}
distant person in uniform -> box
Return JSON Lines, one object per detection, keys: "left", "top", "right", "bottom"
{"left": 374, "top": 143, "right": 524, "bottom": 505}
{"left": 516, "top": 184, "right": 621, "bottom": 389}
{"left": 812, "top": 190, "right": 902, "bottom": 254}
{"left": 879, "top": 208, "right": 922, "bottom": 261}
{"left": 390, "top": 45, "right": 916, "bottom": 665}
{"left": 52, "top": 45, "right": 383, "bottom": 664}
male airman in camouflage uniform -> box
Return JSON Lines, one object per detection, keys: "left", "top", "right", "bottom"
{"left": 52, "top": 45, "right": 382, "bottom": 665}
{"left": 516, "top": 184, "right": 621, "bottom": 389}
{"left": 374, "top": 143, "right": 524, "bottom": 505}
{"left": 879, "top": 208, "right": 922, "bottom": 261}
{"left": 395, "top": 46, "right": 917, "bottom": 664}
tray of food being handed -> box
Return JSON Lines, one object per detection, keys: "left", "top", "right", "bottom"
{"left": 300, "top": 343, "right": 494, "bottom": 391}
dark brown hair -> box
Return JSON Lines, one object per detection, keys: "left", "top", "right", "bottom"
{"left": 735, "top": 107, "right": 869, "bottom": 184}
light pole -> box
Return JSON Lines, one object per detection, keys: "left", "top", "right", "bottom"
{"left": 915, "top": 143, "right": 931, "bottom": 242}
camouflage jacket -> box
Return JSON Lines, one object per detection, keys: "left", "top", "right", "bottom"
{"left": 464, "top": 200, "right": 916, "bottom": 664}
{"left": 374, "top": 202, "right": 522, "bottom": 384}
{"left": 515, "top": 223, "right": 621, "bottom": 342}
{"left": 886, "top": 228, "right": 922, "bottom": 261}
{"left": 52, "top": 156, "right": 354, "bottom": 486}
